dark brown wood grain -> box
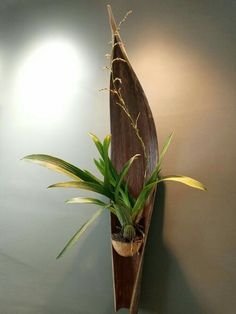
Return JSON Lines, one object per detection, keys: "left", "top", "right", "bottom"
{"left": 107, "top": 6, "right": 159, "bottom": 313}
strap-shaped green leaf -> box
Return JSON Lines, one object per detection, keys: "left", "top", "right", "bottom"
{"left": 23, "top": 154, "right": 100, "bottom": 183}
{"left": 124, "top": 180, "right": 135, "bottom": 206}
{"left": 158, "top": 132, "right": 174, "bottom": 167}
{"left": 94, "top": 157, "right": 119, "bottom": 188}
{"left": 66, "top": 197, "right": 107, "bottom": 206}
{"left": 83, "top": 170, "right": 103, "bottom": 185}
{"left": 103, "top": 134, "right": 111, "bottom": 153}
{"left": 48, "top": 181, "right": 113, "bottom": 199}
{"left": 131, "top": 181, "right": 158, "bottom": 220}
{"left": 102, "top": 135, "right": 112, "bottom": 189}
{"left": 89, "top": 133, "right": 104, "bottom": 158}
{"left": 114, "top": 154, "right": 140, "bottom": 203}
{"left": 89, "top": 134, "right": 114, "bottom": 190}
{"left": 158, "top": 175, "right": 207, "bottom": 191}
{"left": 93, "top": 158, "right": 105, "bottom": 176}
{"left": 147, "top": 132, "right": 174, "bottom": 184}
{"left": 119, "top": 189, "right": 131, "bottom": 209}
{"left": 108, "top": 158, "right": 119, "bottom": 186}
{"left": 56, "top": 207, "right": 105, "bottom": 259}
{"left": 113, "top": 202, "right": 132, "bottom": 226}
{"left": 99, "top": 158, "right": 105, "bottom": 168}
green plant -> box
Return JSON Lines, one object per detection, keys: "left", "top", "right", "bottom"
{"left": 23, "top": 132, "right": 206, "bottom": 258}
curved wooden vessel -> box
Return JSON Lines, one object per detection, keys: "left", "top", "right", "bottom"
{"left": 107, "top": 6, "right": 159, "bottom": 313}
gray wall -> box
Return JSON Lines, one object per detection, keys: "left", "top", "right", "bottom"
{"left": 0, "top": 1, "right": 235, "bottom": 313}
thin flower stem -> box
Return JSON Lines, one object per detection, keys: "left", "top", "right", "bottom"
{"left": 117, "top": 10, "right": 132, "bottom": 30}
{"left": 104, "top": 10, "right": 149, "bottom": 182}
{"left": 110, "top": 57, "right": 148, "bottom": 181}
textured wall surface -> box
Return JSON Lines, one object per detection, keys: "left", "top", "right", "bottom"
{"left": 0, "top": 1, "right": 235, "bottom": 313}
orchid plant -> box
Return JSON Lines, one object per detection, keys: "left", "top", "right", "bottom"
{"left": 23, "top": 132, "right": 206, "bottom": 258}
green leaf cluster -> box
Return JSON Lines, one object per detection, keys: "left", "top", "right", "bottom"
{"left": 23, "top": 132, "right": 206, "bottom": 258}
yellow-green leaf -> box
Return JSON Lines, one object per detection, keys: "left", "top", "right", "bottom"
{"left": 147, "top": 132, "right": 174, "bottom": 185}
{"left": 158, "top": 175, "right": 207, "bottom": 191}
{"left": 66, "top": 197, "right": 107, "bottom": 207}
{"left": 23, "top": 154, "right": 98, "bottom": 183}
{"left": 48, "top": 181, "right": 113, "bottom": 199}
{"left": 89, "top": 133, "right": 104, "bottom": 158}
{"left": 159, "top": 132, "right": 174, "bottom": 165}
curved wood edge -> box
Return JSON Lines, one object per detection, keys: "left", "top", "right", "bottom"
{"left": 130, "top": 189, "right": 156, "bottom": 313}
{"left": 107, "top": 6, "right": 158, "bottom": 312}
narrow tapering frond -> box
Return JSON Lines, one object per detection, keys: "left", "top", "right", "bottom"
{"left": 66, "top": 197, "right": 108, "bottom": 207}
{"left": 131, "top": 181, "right": 157, "bottom": 220}
{"left": 48, "top": 181, "right": 113, "bottom": 199}
{"left": 89, "top": 133, "right": 104, "bottom": 158}
{"left": 94, "top": 158, "right": 105, "bottom": 176}
{"left": 158, "top": 132, "right": 174, "bottom": 167}
{"left": 102, "top": 134, "right": 112, "bottom": 189}
{"left": 158, "top": 175, "right": 207, "bottom": 191}
{"left": 114, "top": 154, "right": 140, "bottom": 203}
{"left": 147, "top": 132, "right": 174, "bottom": 184}
{"left": 56, "top": 207, "right": 104, "bottom": 259}
{"left": 23, "top": 154, "right": 100, "bottom": 183}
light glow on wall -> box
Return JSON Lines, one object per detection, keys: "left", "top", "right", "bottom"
{"left": 14, "top": 38, "right": 82, "bottom": 126}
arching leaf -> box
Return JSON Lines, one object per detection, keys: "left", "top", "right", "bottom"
{"left": 158, "top": 175, "right": 207, "bottom": 191}
{"left": 48, "top": 181, "right": 113, "bottom": 199}
{"left": 23, "top": 154, "right": 101, "bottom": 184}
{"left": 56, "top": 207, "right": 105, "bottom": 259}
{"left": 66, "top": 197, "right": 107, "bottom": 207}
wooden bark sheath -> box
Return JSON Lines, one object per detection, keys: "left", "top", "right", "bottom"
{"left": 107, "top": 6, "right": 159, "bottom": 313}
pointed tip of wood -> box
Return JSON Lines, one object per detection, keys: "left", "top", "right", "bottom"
{"left": 107, "top": 4, "right": 118, "bottom": 35}
{"left": 107, "top": 4, "right": 131, "bottom": 64}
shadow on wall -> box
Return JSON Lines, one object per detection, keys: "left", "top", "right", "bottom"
{"left": 140, "top": 183, "right": 203, "bottom": 314}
